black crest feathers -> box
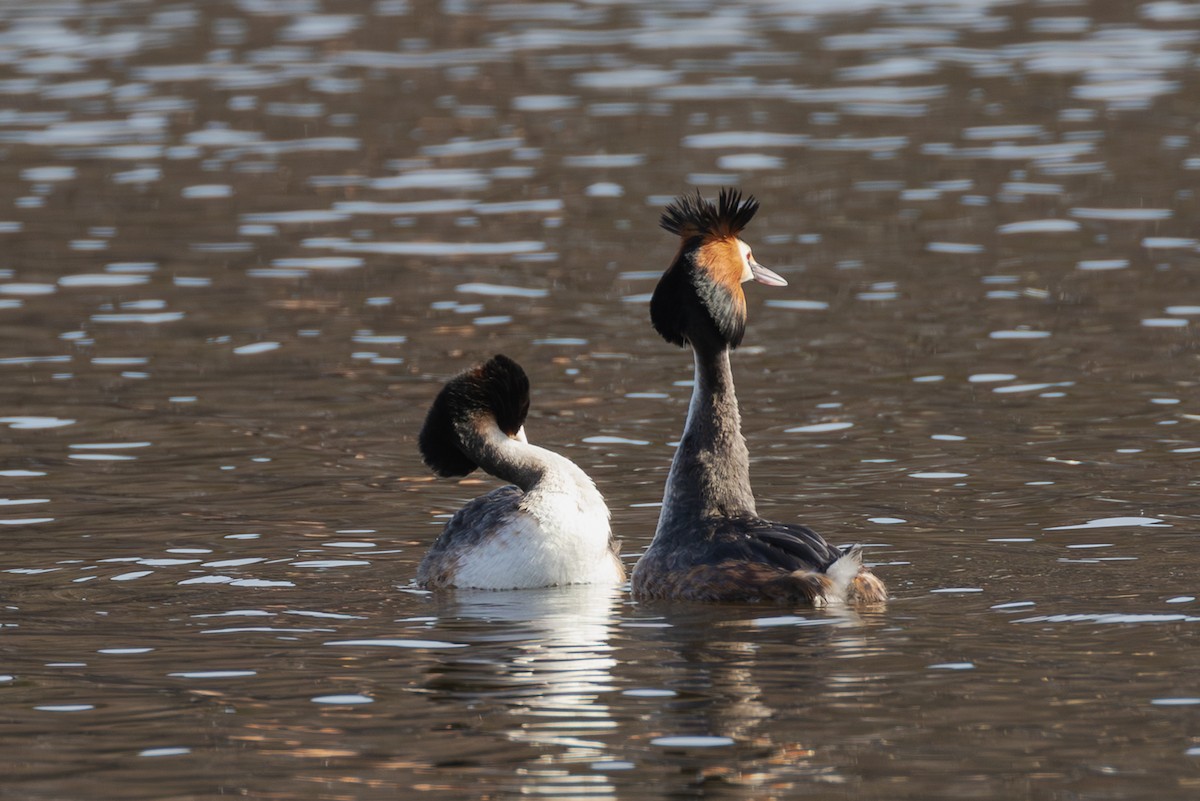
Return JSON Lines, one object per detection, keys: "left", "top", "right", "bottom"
{"left": 660, "top": 187, "right": 759, "bottom": 240}
{"left": 418, "top": 354, "right": 531, "bottom": 477}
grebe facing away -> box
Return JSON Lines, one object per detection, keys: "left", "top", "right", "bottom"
{"left": 630, "top": 189, "right": 887, "bottom": 605}
{"left": 416, "top": 354, "right": 624, "bottom": 590}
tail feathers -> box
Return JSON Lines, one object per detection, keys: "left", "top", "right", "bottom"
{"left": 824, "top": 545, "right": 863, "bottom": 603}
{"left": 850, "top": 567, "right": 889, "bottom": 604}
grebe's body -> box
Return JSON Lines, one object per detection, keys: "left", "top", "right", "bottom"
{"left": 416, "top": 355, "right": 624, "bottom": 590}
{"left": 630, "top": 190, "right": 887, "bottom": 605}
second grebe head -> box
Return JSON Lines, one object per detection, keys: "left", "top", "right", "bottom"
{"left": 418, "top": 354, "right": 531, "bottom": 477}
{"left": 650, "top": 188, "right": 787, "bottom": 351}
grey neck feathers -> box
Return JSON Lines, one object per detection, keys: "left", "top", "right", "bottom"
{"left": 658, "top": 344, "right": 757, "bottom": 531}
{"left": 459, "top": 422, "right": 588, "bottom": 496}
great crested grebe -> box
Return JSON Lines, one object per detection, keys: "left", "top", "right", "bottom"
{"left": 416, "top": 354, "right": 624, "bottom": 590}
{"left": 630, "top": 189, "right": 887, "bottom": 605}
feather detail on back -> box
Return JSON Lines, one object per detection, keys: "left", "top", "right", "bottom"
{"left": 417, "top": 485, "right": 623, "bottom": 590}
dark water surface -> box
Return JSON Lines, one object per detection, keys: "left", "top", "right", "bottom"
{"left": 2, "top": 0, "right": 1199, "bottom": 798}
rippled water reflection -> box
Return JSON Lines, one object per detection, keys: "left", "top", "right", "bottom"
{"left": 3, "top": 0, "right": 1200, "bottom": 797}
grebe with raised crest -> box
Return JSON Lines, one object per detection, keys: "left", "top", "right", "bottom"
{"left": 630, "top": 189, "right": 887, "bottom": 605}
{"left": 416, "top": 354, "right": 624, "bottom": 590}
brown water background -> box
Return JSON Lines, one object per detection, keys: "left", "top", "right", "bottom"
{"left": 1, "top": 0, "right": 1199, "bottom": 798}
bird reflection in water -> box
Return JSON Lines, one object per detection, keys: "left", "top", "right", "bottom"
{"left": 619, "top": 605, "right": 886, "bottom": 796}
{"left": 420, "top": 584, "right": 623, "bottom": 800}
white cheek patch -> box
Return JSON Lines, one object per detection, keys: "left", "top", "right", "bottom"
{"left": 737, "top": 239, "right": 754, "bottom": 282}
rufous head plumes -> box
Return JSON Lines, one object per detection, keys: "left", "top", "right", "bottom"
{"left": 651, "top": 188, "right": 786, "bottom": 352}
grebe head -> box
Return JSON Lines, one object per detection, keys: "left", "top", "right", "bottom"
{"left": 418, "top": 354, "right": 531, "bottom": 477}
{"left": 650, "top": 188, "right": 787, "bottom": 351}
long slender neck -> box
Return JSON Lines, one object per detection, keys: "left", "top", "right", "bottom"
{"left": 460, "top": 423, "right": 587, "bottom": 496}
{"left": 657, "top": 344, "right": 756, "bottom": 531}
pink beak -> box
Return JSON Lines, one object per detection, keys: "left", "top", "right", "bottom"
{"left": 750, "top": 259, "right": 788, "bottom": 287}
